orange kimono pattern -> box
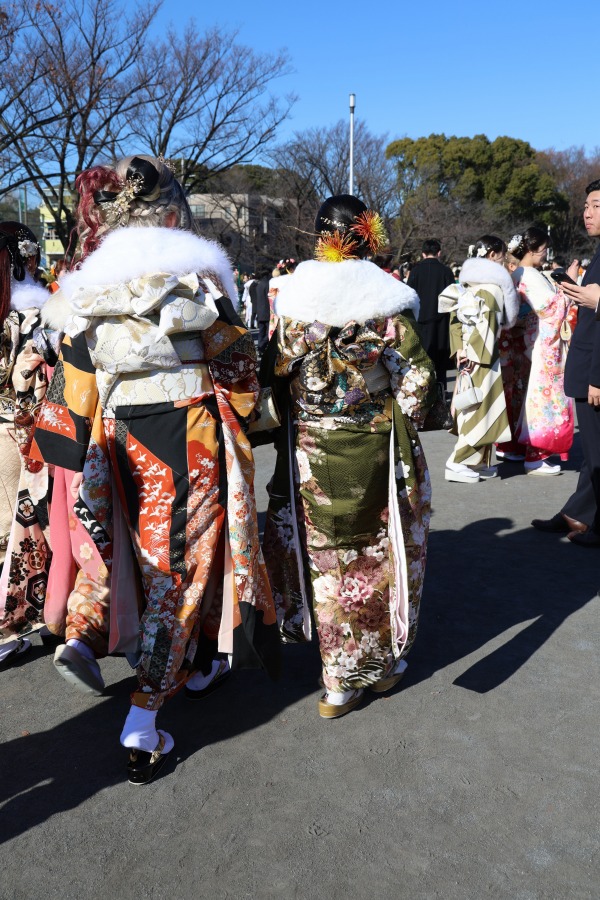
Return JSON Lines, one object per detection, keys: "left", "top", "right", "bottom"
{"left": 32, "top": 319, "right": 280, "bottom": 709}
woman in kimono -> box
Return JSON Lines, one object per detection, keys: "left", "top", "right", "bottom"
{"left": 441, "top": 236, "right": 519, "bottom": 483}
{"left": 508, "top": 228, "right": 575, "bottom": 475}
{"left": 495, "top": 250, "right": 532, "bottom": 462}
{"left": 262, "top": 194, "right": 435, "bottom": 719}
{"left": 0, "top": 223, "right": 55, "bottom": 664}
{"left": 32, "top": 155, "right": 280, "bottom": 783}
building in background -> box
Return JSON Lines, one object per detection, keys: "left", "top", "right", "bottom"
{"left": 188, "top": 192, "right": 291, "bottom": 272}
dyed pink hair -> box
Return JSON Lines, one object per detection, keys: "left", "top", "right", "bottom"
{"left": 75, "top": 165, "right": 123, "bottom": 260}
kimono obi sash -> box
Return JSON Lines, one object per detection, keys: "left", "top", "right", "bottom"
{"left": 65, "top": 271, "right": 219, "bottom": 411}
{"left": 439, "top": 282, "right": 502, "bottom": 342}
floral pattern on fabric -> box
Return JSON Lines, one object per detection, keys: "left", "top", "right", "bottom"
{"left": 263, "top": 310, "right": 434, "bottom": 691}
{"left": 497, "top": 315, "right": 534, "bottom": 455}
{"left": 32, "top": 302, "right": 280, "bottom": 705}
{"left": 275, "top": 313, "right": 434, "bottom": 429}
{"left": 0, "top": 307, "right": 53, "bottom": 635}
{"left": 514, "top": 269, "right": 575, "bottom": 459}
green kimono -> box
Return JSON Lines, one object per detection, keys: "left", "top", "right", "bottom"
{"left": 262, "top": 300, "right": 435, "bottom": 694}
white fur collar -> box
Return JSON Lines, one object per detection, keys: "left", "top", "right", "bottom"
{"left": 10, "top": 275, "right": 49, "bottom": 312}
{"left": 40, "top": 289, "right": 72, "bottom": 332}
{"left": 60, "top": 226, "right": 237, "bottom": 304}
{"left": 459, "top": 257, "right": 519, "bottom": 328}
{"left": 273, "top": 259, "right": 419, "bottom": 327}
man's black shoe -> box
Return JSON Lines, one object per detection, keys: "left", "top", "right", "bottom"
{"left": 531, "top": 513, "right": 570, "bottom": 533}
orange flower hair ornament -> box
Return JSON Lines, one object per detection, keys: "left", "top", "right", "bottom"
{"left": 350, "top": 210, "right": 387, "bottom": 254}
{"left": 315, "top": 209, "right": 387, "bottom": 262}
{"left": 315, "top": 231, "right": 359, "bottom": 263}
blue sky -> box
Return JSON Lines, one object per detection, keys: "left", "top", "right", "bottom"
{"left": 156, "top": 0, "right": 598, "bottom": 157}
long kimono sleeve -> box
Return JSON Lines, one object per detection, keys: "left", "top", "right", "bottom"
{"left": 454, "top": 288, "right": 499, "bottom": 367}
{"left": 30, "top": 332, "right": 99, "bottom": 472}
{"left": 11, "top": 322, "right": 49, "bottom": 469}
{"left": 382, "top": 313, "right": 436, "bottom": 428}
{"left": 274, "top": 316, "right": 312, "bottom": 377}
{"left": 449, "top": 312, "right": 464, "bottom": 359}
{"left": 203, "top": 319, "right": 260, "bottom": 423}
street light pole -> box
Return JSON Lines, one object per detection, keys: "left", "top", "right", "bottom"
{"left": 349, "top": 93, "right": 355, "bottom": 195}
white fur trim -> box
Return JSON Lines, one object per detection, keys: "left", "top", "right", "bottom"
{"left": 40, "top": 289, "right": 71, "bottom": 332}
{"left": 10, "top": 276, "right": 49, "bottom": 312}
{"left": 273, "top": 259, "right": 419, "bottom": 326}
{"left": 60, "top": 227, "right": 237, "bottom": 304}
{"left": 459, "top": 257, "right": 519, "bottom": 327}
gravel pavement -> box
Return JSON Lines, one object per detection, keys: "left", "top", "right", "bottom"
{"left": 1, "top": 421, "right": 598, "bottom": 900}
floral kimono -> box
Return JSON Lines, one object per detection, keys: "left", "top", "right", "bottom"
{"left": 262, "top": 259, "right": 435, "bottom": 695}
{"left": 441, "top": 256, "right": 519, "bottom": 467}
{"left": 497, "top": 304, "right": 535, "bottom": 457}
{"left": 31, "top": 226, "right": 280, "bottom": 709}
{"left": 0, "top": 280, "right": 56, "bottom": 637}
{"left": 513, "top": 267, "right": 575, "bottom": 460}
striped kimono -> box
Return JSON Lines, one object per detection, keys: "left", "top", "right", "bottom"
{"left": 443, "top": 259, "right": 518, "bottom": 467}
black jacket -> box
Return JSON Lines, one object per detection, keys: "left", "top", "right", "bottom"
{"left": 250, "top": 275, "right": 271, "bottom": 323}
{"left": 564, "top": 245, "right": 600, "bottom": 398}
{"left": 407, "top": 257, "right": 454, "bottom": 323}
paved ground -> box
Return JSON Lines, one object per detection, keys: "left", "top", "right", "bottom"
{"left": 1, "top": 420, "right": 599, "bottom": 900}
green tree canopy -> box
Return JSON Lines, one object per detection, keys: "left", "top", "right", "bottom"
{"left": 386, "top": 133, "right": 567, "bottom": 223}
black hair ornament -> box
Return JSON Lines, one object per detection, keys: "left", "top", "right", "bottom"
{"left": 93, "top": 157, "right": 162, "bottom": 226}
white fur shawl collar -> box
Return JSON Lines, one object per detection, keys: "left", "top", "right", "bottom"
{"left": 10, "top": 275, "right": 49, "bottom": 313}
{"left": 40, "top": 289, "right": 72, "bottom": 332}
{"left": 459, "top": 256, "right": 519, "bottom": 327}
{"left": 60, "top": 226, "right": 237, "bottom": 304}
{"left": 273, "top": 259, "right": 419, "bottom": 327}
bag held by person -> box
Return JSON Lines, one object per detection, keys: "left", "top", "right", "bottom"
{"left": 453, "top": 369, "right": 483, "bottom": 413}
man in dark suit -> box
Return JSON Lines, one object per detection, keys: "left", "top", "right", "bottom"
{"left": 407, "top": 238, "right": 455, "bottom": 388}
{"left": 532, "top": 179, "right": 600, "bottom": 545}
{"left": 250, "top": 268, "right": 272, "bottom": 355}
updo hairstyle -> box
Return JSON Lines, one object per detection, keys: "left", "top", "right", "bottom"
{"left": 507, "top": 226, "right": 549, "bottom": 261}
{"left": 468, "top": 234, "right": 507, "bottom": 259}
{"left": 315, "top": 194, "right": 371, "bottom": 259}
{"left": 75, "top": 154, "right": 193, "bottom": 260}
{"left": 0, "top": 221, "right": 41, "bottom": 327}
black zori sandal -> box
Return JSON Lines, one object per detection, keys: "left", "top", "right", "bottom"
{"left": 127, "top": 733, "right": 171, "bottom": 785}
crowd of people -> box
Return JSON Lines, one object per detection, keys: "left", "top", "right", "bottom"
{"left": 0, "top": 153, "right": 598, "bottom": 784}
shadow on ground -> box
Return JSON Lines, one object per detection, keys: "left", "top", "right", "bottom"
{"left": 409, "top": 515, "right": 597, "bottom": 693}
{"left": 0, "top": 641, "right": 321, "bottom": 844}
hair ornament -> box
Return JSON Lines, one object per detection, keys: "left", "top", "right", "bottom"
{"left": 476, "top": 244, "right": 488, "bottom": 258}
{"left": 315, "top": 231, "right": 360, "bottom": 263}
{"left": 350, "top": 210, "right": 387, "bottom": 254}
{"left": 507, "top": 234, "right": 522, "bottom": 253}
{"left": 93, "top": 156, "right": 162, "bottom": 227}
{"left": 157, "top": 154, "right": 176, "bottom": 173}
{"left": 17, "top": 237, "right": 39, "bottom": 258}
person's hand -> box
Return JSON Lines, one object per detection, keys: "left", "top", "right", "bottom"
{"left": 456, "top": 349, "right": 474, "bottom": 373}
{"left": 69, "top": 471, "right": 84, "bottom": 498}
{"left": 567, "top": 259, "right": 580, "bottom": 281}
{"left": 588, "top": 385, "right": 600, "bottom": 406}
{"left": 561, "top": 281, "right": 600, "bottom": 310}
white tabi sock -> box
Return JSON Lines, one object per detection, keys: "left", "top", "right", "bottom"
{"left": 186, "top": 658, "right": 229, "bottom": 691}
{"left": 120, "top": 705, "right": 174, "bottom": 754}
{"left": 325, "top": 688, "right": 362, "bottom": 706}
